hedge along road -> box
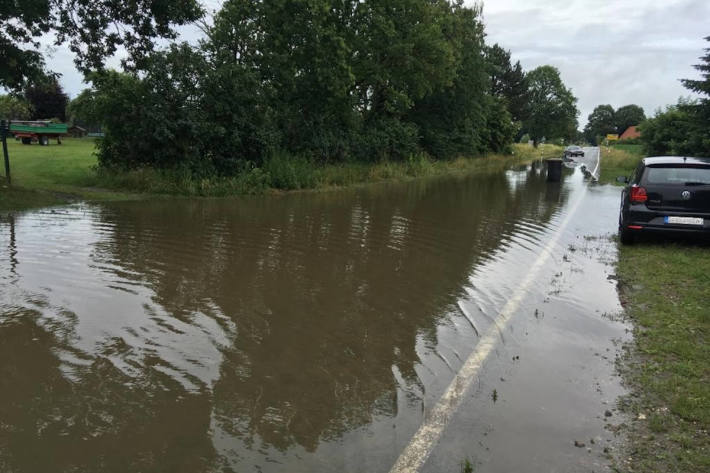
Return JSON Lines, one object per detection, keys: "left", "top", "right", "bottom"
{"left": 0, "top": 147, "right": 630, "bottom": 473}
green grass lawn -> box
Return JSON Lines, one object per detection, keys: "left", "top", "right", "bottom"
{"left": 612, "top": 143, "right": 643, "bottom": 155}
{"left": 616, "top": 242, "right": 710, "bottom": 472}
{"left": 6, "top": 136, "right": 98, "bottom": 190}
{"left": 599, "top": 145, "right": 645, "bottom": 184}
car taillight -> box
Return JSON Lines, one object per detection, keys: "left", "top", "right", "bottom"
{"left": 630, "top": 185, "right": 648, "bottom": 203}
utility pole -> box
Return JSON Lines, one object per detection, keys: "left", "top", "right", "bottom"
{"left": 1, "top": 120, "right": 10, "bottom": 185}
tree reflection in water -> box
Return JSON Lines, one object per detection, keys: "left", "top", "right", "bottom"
{"left": 0, "top": 166, "right": 566, "bottom": 471}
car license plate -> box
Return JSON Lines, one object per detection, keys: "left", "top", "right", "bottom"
{"left": 665, "top": 216, "right": 704, "bottom": 225}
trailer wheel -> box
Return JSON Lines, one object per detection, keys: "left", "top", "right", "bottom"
{"left": 39, "top": 135, "right": 49, "bottom": 146}
{"left": 21, "top": 137, "right": 32, "bottom": 145}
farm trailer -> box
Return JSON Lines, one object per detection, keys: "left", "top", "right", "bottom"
{"left": 10, "top": 121, "right": 68, "bottom": 145}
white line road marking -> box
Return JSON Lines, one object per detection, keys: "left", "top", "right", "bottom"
{"left": 389, "top": 184, "right": 589, "bottom": 473}
{"left": 591, "top": 147, "right": 601, "bottom": 180}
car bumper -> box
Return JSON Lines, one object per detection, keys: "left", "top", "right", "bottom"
{"left": 624, "top": 208, "right": 710, "bottom": 235}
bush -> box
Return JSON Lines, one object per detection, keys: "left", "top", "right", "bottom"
{"left": 262, "top": 151, "right": 317, "bottom": 190}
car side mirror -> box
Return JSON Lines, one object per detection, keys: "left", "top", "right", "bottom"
{"left": 616, "top": 176, "right": 629, "bottom": 184}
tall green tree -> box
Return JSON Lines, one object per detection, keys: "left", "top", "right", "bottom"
{"left": 485, "top": 44, "right": 529, "bottom": 123}
{"left": 680, "top": 36, "right": 710, "bottom": 156}
{"left": 66, "top": 89, "right": 98, "bottom": 127}
{"left": 614, "top": 104, "right": 645, "bottom": 135}
{"left": 352, "top": 0, "right": 458, "bottom": 160}
{"left": 0, "top": 95, "right": 32, "bottom": 120}
{"left": 0, "top": 0, "right": 203, "bottom": 90}
{"left": 24, "top": 79, "right": 69, "bottom": 121}
{"left": 639, "top": 103, "right": 696, "bottom": 156}
{"left": 681, "top": 36, "right": 710, "bottom": 99}
{"left": 583, "top": 104, "right": 616, "bottom": 144}
{"left": 523, "top": 65, "right": 578, "bottom": 146}
{"left": 410, "top": 2, "right": 505, "bottom": 157}
{"left": 92, "top": 45, "right": 209, "bottom": 171}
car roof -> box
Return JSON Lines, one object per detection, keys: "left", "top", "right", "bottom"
{"left": 643, "top": 156, "right": 710, "bottom": 166}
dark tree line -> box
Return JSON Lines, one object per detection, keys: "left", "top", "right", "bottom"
{"left": 3, "top": 0, "right": 580, "bottom": 172}
{"left": 92, "top": 1, "right": 511, "bottom": 172}
{"left": 87, "top": 0, "right": 578, "bottom": 173}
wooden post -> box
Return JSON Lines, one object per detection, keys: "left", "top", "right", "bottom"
{"left": 1, "top": 120, "right": 10, "bottom": 186}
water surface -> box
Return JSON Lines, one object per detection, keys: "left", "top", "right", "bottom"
{"left": 1, "top": 164, "right": 579, "bottom": 472}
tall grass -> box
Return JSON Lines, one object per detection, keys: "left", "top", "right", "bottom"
{"left": 599, "top": 146, "right": 644, "bottom": 185}
{"left": 88, "top": 144, "right": 563, "bottom": 196}
{"left": 4, "top": 138, "right": 563, "bottom": 201}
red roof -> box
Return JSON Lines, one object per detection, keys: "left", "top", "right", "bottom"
{"left": 620, "top": 125, "right": 641, "bottom": 140}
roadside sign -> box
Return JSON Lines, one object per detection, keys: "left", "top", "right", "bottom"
{"left": 606, "top": 134, "right": 619, "bottom": 141}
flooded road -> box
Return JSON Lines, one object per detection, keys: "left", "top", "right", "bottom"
{"left": 0, "top": 149, "right": 629, "bottom": 472}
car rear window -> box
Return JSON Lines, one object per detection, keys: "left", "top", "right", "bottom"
{"left": 645, "top": 166, "right": 710, "bottom": 185}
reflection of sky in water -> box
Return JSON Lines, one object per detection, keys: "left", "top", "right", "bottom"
{"left": 505, "top": 167, "right": 531, "bottom": 194}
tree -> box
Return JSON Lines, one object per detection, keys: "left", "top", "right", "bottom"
{"left": 350, "top": 0, "right": 459, "bottom": 160}
{"left": 0, "top": 95, "right": 32, "bottom": 120}
{"left": 66, "top": 89, "right": 99, "bottom": 127}
{"left": 680, "top": 36, "right": 710, "bottom": 156}
{"left": 639, "top": 103, "right": 696, "bottom": 156}
{"left": 583, "top": 104, "right": 616, "bottom": 144}
{"left": 93, "top": 0, "right": 519, "bottom": 173}
{"left": 614, "top": 104, "right": 646, "bottom": 135}
{"left": 485, "top": 44, "right": 529, "bottom": 123}
{"left": 25, "top": 79, "right": 69, "bottom": 121}
{"left": 0, "top": 0, "right": 203, "bottom": 90}
{"left": 681, "top": 36, "right": 710, "bottom": 99}
{"left": 411, "top": 2, "right": 506, "bottom": 158}
{"left": 523, "top": 65, "right": 578, "bottom": 146}
{"left": 92, "top": 45, "right": 210, "bottom": 171}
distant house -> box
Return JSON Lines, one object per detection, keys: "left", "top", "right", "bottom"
{"left": 620, "top": 125, "right": 641, "bottom": 140}
{"left": 68, "top": 125, "right": 87, "bottom": 138}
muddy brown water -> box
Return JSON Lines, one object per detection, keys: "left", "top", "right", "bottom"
{"left": 0, "top": 154, "right": 629, "bottom": 472}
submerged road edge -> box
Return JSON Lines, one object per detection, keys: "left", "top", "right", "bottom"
{"left": 388, "top": 166, "right": 595, "bottom": 473}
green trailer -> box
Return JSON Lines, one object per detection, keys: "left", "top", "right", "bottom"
{"left": 10, "top": 121, "right": 68, "bottom": 145}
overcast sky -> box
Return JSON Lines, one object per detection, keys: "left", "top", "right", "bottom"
{"left": 483, "top": 0, "right": 708, "bottom": 125}
{"left": 45, "top": 0, "right": 708, "bottom": 128}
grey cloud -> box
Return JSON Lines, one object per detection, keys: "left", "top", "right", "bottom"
{"left": 483, "top": 0, "right": 709, "bottom": 126}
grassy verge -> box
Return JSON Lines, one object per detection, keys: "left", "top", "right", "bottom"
{"left": 93, "top": 144, "right": 561, "bottom": 196}
{"left": 1, "top": 137, "right": 562, "bottom": 209}
{"left": 615, "top": 242, "right": 710, "bottom": 472}
{"left": 599, "top": 145, "right": 644, "bottom": 185}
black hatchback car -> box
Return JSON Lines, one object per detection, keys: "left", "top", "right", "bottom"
{"left": 618, "top": 156, "right": 710, "bottom": 244}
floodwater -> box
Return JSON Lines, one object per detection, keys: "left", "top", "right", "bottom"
{"left": 0, "top": 150, "right": 629, "bottom": 473}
